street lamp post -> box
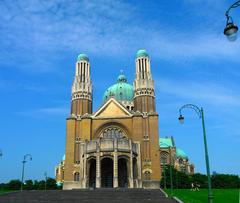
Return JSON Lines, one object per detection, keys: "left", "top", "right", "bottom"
{"left": 21, "top": 154, "right": 32, "bottom": 191}
{"left": 44, "top": 172, "right": 47, "bottom": 191}
{"left": 178, "top": 104, "right": 213, "bottom": 203}
{"left": 0, "top": 150, "right": 2, "bottom": 158}
{"left": 224, "top": 1, "right": 240, "bottom": 41}
{"left": 169, "top": 155, "right": 173, "bottom": 197}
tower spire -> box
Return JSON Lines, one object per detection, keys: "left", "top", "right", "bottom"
{"left": 71, "top": 53, "right": 92, "bottom": 116}
{"left": 133, "top": 49, "right": 156, "bottom": 113}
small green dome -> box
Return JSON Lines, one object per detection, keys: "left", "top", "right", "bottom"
{"left": 62, "top": 154, "right": 65, "bottom": 161}
{"left": 77, "top": 53, "right": 89, "bottom": 62}
{"left": 176, "top": 148, "right": 188, "bottom": 158}
{"left": 103, "top": 74, "right": 134, "bottom": 103}
{"left": 136, "top": 49, "right": 149, "bottom": 58}
{"left": 117, "top": 74, "right": 127, "bottom": 83}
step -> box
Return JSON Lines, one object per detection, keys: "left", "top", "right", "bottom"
{"left": 0, "top": 189, "right": 177, "bottom": 203}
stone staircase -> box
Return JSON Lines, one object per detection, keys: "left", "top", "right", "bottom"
{"left": 0, "top": 188, "right": 178, "bottom": 203}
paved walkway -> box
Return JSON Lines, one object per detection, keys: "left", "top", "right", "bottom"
{"left": 0, "top": 188, "right": 177, "bottom": 203}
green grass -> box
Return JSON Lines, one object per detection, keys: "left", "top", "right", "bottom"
{"left": 164, "top": 189, "right": 239, "bottom": 203}
{"left": 0, "top": 190, "right": 19, "bottom": 195}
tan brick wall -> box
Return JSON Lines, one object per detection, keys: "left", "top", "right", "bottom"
{"left": 64, "top": 118, "right": 76, "bottom": 181}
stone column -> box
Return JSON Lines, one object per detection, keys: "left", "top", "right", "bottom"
{"left": 137, "top": 142, "right": 142, "bottom": 188}
{"left": 129, "top": 139, "right": 134, "bottom": 188}
{"left": 113, "top": 138, "right": 118, "bottom": 188}
{"left": 83, "top": 157, "right": 87, "bottom": 188}
{"left": 96, "top": 141, "right": 101, "bottom": 188}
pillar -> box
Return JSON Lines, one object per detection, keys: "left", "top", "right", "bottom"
{"left": 83, "top": 157, "right": 87, "bottom": 188}
{"left": 96, "top": 150, "right": 101, "bottom": 188}
{"left": 137, "top": 143, "right": 142, "bottom": 188}
{"left": 113, "top": 138, "right": 118, "bottom": 188}
{"left": 129, "top": 139, "right": 134, "bottom": 188}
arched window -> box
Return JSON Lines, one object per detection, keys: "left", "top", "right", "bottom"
{"left": 160, "top": 152, "right": 168, "bottom": 164}
{"left": 144, "top": 171, "right": 151, "bottom": 180}
{"left": 179, "top": 158, "right": 183, "bottom": 165}
{"left": 100, "top": 126, "right": 126, "bottom": 139}
{"left": 74, "top": 172, "right": 80, "bottom": 181}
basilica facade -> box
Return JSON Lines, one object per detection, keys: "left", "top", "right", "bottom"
{"left": 55, "top": 49, "right": 194, "bottom": 189}
{"left": 56, "top": 50, "right": 161, "bottom": 189}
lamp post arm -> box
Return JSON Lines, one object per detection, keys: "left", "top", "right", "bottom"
{"left": 179, "top": 104, "right": 202, "bottom": 118}
{"left": 225, "top": 1, "right": 240, "bottom": 17}
{"left": 23, "top": 154, "right": 32, "bottom": 161}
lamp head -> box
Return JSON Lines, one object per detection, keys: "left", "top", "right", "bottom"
{"left": 178, "top": 114, "right": 184, "bottom": 124}
{"left": 224, "top": 22, "right": 238, "bottom": 41}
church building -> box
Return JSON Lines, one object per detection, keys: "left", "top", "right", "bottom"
{"left": 57, "top": 49, "right": 161, "bottom": 189}
{"left": 55, "top": 49, "right": 194, "bottom": 189}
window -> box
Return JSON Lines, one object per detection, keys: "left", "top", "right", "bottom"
{"left": 160, "top": 152, "right": 168, "bottom": 164}
{"left": 74, "top": 172, "right": 80, "bottom": 181}
{"left": 144, "top": 171, "right": 151, "bottom": 180}
{"left": 100, "top": 126, "right": 126, "bottom": 139}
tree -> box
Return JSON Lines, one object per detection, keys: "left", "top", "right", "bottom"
{"left": 190, "top": 173, "right": 208, "bottom": 188}
{"left": 211, "top": 174, "right": 240, "bottom": 188}
{"left": 160, "top": 165, "right": 191, "bottom": 189}
{"left": 46, "top": 178, "right": 57, "bottom": 190}
{"left": 6, "top": 179, "right": 21, "bottom": 190}
{"left": 34, "top": 180, "right": 46, "bottom": 190}
{"left": 23, "top": 180, "right": 34, "bottom": 190}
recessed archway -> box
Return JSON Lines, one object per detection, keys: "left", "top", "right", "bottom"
{"left": 118, "top": 158, "right": 128, "bottom": 187}
{"left": 101, "top": 157, "right": 113, "bottom": 188}
{"left": 89, "top": 159, "right": 96, "bottom": 188}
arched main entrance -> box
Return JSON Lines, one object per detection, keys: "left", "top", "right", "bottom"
{"left": 118, "top": 158, "right": 128, "bottom": 187}
{"left": 101, "top": 158, "right": 113, "bottom": 188}
{"left": 89, "top": 159, "right": 96, "bottom": 188}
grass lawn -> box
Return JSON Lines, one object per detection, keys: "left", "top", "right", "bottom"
{"left": 0, "top": 190, "right": 18, "bottom": 195}
{"left": 164, "top": 189, "right": 239, "bottom": 203}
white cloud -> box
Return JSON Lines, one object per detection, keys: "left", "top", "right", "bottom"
{"left": 155, "top": 77, "right": 240, "bottom": 107}
{"left": 1, "top": 0, "right": 240, "bottom": 73}
{"left": 17, "top": 106, "right": 69, "bottom": 117}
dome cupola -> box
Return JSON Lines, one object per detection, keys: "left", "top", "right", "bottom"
{"left": 103, "top": 73, "right": 134, "bottom": 110}
{"left": 77, "top": 53, "right": 89, "bottom": 62}
{"left": 136, "top": 49, "right": 149, "bottom": 58}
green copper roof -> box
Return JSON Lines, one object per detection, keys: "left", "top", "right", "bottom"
{"left": 159, "top": 137, "right": 174, "bottom": 148}
{"left": 103, "top": 74, "right": 134, "bottom": 103}
{"left": 136, "top": 49, "right": 149, "bottom": 58}
{"left": 77, "top": 53, "right": 89, "bottom": 62}
{"left": 176, "top": 148, "right": 188, "bottom": 158}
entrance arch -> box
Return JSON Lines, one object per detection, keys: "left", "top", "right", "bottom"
{"left": 89, "top": 159, "right": 96, "bottom": 188}
{"left": 118, "top": 158, "right": 128, "bottom": 187}
{"left": 101, "top": 157, "right": 113, "bottom": 187}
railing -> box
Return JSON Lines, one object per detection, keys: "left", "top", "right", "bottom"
{"left": 85, "top": 138, "right": 138, "bottom": 154}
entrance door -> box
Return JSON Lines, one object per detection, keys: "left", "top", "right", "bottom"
{"left": 89, "top": 159, "right": 96, "bottom": 188}
{"left": 101, "top": 158, "right": 113, "bottom": 188}
{"left": 118, "top": 158, "right": 128, "bottom": 187}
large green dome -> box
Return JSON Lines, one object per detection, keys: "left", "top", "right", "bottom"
{"left": 103, "top": 74, "right": 134, "bottom": 103}
{"left": 136, "top": 49, "right": 149, "bottom": 58}
{"left": 77, "top": 53, "right": 89, "bottom": 62}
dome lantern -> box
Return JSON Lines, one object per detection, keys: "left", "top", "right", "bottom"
{"left": 136, "top": 49, "right": 149, "bottom": 58}
{"left": 77, "top": 53, "right": 89, "bottom": 62}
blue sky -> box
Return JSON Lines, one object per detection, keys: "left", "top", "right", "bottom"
{"left": 0, "top": 0, "right": 239, "bottom": 182}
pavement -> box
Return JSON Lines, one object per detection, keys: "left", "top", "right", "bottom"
{"left": 0, "top": 188, "right": 178, "bottom": 203}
